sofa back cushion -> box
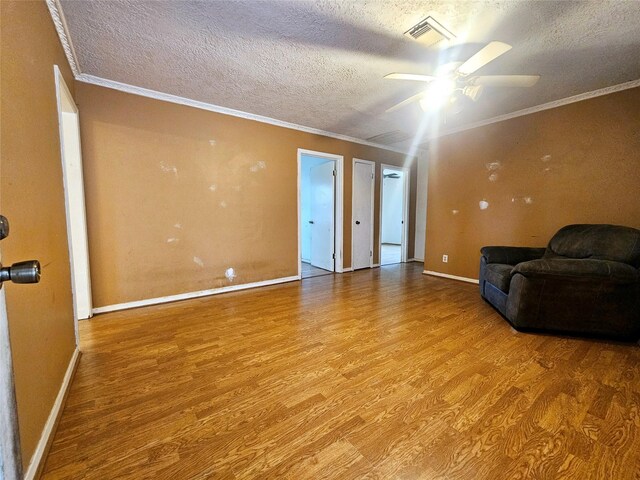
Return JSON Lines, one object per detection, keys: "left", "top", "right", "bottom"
{"left": 546, "top": 224, "right": 640, "bottom": 267}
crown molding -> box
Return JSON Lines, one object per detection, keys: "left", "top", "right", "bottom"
{"left": 45, "top": 0, "right": 81, "bottom": 77}
{"left": 75, "top": 74, "right": 413, "bottom": 155}
{"left": 45, "top": 1, "right": 638, "bottom": 153}
{"left": 433, "top": 78, "right": 640, "bottom": 140}
{"left": 46, "top": 0, "right": 412, "bottom": 157}
{"left": 43, "top": 0, "right": 413, "bottom": 155}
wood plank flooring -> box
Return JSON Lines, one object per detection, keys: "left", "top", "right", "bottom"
{"left": 301, "top": 261, "right": 333, "bottom": 279}
{"left": 42, "top": 263, "right": 640, "bottom": 479}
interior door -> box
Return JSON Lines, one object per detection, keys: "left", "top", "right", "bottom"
{"left": 56, "top": 68, "right": 92, "bottom": 322}
{"left": 0, "top": 215, "right": 42, "bottom": 480}
{"left": 310, "top": 161, "right": 335, "bottom": 271}
{"left": 60, "top": 111, "right": 92, "bottom": 321}
{"left": 0, "top": 286, "right": 22, "bottom": 480}
{"left": 352, "top": 161, "right": 374, "bottom": 270}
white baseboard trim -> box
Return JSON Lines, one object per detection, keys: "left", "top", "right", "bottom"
{"left": 24, "top": 347, "right": 80, "bottom": 480}
{"left": 92, "top": 275, "right": 301, "bottom": 314}
{"left": 372, "top": 263, "right": 381, "bottom": 268}
{"left": 423, "top": 270, "right": 479, "bottom": 285}
{"left": 408, "top": 258, "right": 424, "bottom": 263}
{"left": 342, "top": 267, "right": 353, "bottom": 272}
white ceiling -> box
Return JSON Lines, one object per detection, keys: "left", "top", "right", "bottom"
{"left": 59, "top": 0, "right": 640, "bottom": 149}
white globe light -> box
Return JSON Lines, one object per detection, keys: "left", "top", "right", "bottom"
{"left": 419, "top": 78, "right": 456, "bottom": 111}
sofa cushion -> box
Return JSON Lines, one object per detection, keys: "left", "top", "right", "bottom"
{"left": 480, "top": 246, "right": 546, "bottom": 265}
{"left": 484, "top": 263, "right": 514, "bottom": 293}
{"left": 545, "top": 224, "right": 640, "bottom": 267}
{"left": 514, "top": 258, "right": 639, "bottom": 284}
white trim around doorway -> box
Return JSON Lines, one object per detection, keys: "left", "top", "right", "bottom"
{"left": 297, "top": 149, "right": 344, "bottom": 277}
{"left": 379, "top": 164, "right": 410, "bottom": 265}
{"left": 54, "top": 65, "right": 93, "bottom": 342}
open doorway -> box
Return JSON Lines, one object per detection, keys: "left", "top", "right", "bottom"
{"left": 380, "top": 165, "right": 409, "bottom": 265}
{"left": 297, "top": 149, "right": 343, "bottom": 279}
{"left": 54, "top": 65, "right": 92, "bottom": 334}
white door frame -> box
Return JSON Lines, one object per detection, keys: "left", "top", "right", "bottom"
{"left": 414, "top": 151, "right": 429, "bottom": 262}
{"left": 351, "top": 158, "right": 375, "bottom": 270}
{"left": 379, "top": 164, "right": 410, "bottom": 264}
{"left": 297, "top": 149, "right": 344, "bottom": 277}
{"left": 54, "top": 65, "right": 92, "bottom": 340}
{"left": 0, "top": 287, "right": 23, "bottom": 480}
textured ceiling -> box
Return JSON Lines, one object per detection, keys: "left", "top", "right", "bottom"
{"left": 59, "top": 0, "right": 640, "bottom": 149}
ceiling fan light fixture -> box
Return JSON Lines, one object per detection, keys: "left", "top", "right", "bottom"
{"left": 449, "top": 93, "right": 465, "bottom": 115}
{"left": 463, "top": 85, "right": 484, "bottom": 101}
{"left": 420, "top": 78, "right": 456, "bottom": 111}
{"left": 385, "top": 40, "right": 538, "bottom": 115}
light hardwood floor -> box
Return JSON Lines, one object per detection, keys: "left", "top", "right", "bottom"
{"left": 42, "top": 263, "right": 640, "bottom": 479}
{"left": 301, "top": 261, "right": 333, "bottom": 279}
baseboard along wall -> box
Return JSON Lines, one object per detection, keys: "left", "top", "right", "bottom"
{"left": 92, "top": 275, "right": 301, "bottom": 315}
{"left": 24, "top": 348, "right": 81, "bottom": 480}
{"left": 423, "top": 270, "right": 479, "bottom": 284}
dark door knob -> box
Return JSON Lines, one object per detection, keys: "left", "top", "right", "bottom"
{"left": 355, "top": 221, "right": 361, "bottom": 225}
{"left": 1, "top": 260, "right": 41, "bottom": 285}
{"left": 309, "top": 220, "right": 314, "bottom": 224}
{"left": 0, "top": 215, "right": 42, "bottom": 288}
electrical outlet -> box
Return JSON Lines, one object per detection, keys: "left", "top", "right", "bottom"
{"left": 442, "top": 254, "right": 448, "bottom": 263}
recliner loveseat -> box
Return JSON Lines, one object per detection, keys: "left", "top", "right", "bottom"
{"left": 479, "top": 224, "right": 640, "bottom": 340}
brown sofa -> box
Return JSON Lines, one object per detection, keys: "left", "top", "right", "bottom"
{"left": 479, "top": 224, "right": 640, "bottom": 340}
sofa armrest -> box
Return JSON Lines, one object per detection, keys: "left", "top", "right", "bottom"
{"left": 513, "top": 258, "right": 639, "bottom": 284}
{"left": 480, "top": 246, "right": 546, "bottom": 265}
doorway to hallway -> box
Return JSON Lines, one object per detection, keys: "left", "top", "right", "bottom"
{"left": 297, "top": 150, "right": 344, "bottom": 279}
{"left": 380, "top": 165, "right": 409, "bottom": 266}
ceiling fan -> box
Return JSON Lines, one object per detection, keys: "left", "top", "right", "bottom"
{"left": 385, "top": 41, "right": 540, "bottom": 114}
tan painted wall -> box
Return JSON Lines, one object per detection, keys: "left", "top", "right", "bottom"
{"left": 75, "top": 83, "right": 417, "bottom": 308}
{"left": 1, "top": 0, "right": 77, "bottom": 469}
{"left": 425, "top": 87, "right": 640, "bottom": 279}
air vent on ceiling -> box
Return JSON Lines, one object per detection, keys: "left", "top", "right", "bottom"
{"left": 367, "top": 130, "right": 412, "bottom": 145}
{"left": 405, "top": 16, "right": 455, "bottom": 47}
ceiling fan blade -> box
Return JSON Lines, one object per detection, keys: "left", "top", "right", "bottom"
{"left": 385, "top": 91, "right": 425, "bottom": 113}
{"left": 457, "top": 41, "right": 512, "bottom": 76}
{"left": 469, "top": 75, "right": 540, "bottom": 87}
{"left": 385, "top": 73, "right": 436, "bottom": 82}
